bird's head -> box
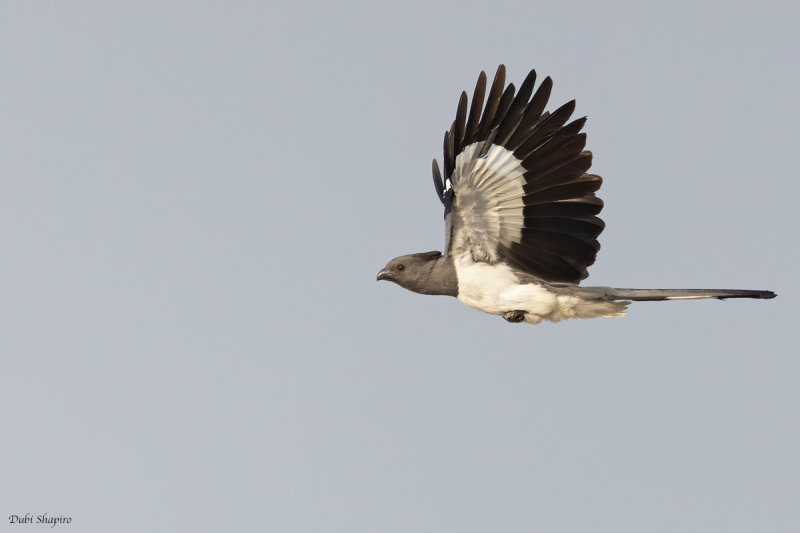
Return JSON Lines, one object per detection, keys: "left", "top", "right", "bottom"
{"left": 377, "top": 251, "right": 443, "bottom": 293}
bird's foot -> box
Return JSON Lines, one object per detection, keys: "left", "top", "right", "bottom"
{"left": 503, "top": 310, "right": 526, "bottom": 323}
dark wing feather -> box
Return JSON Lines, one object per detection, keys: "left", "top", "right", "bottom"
{"left": 475, "top": 66, "right": 506, "bottom": 143}
{"left": 453, "top": 92, "right": 468, "bottom": 155}
{"left": 494, "top": 69, "right": 537, "bottom": 146}
{"left": 491, "top": 84, "right": 516, "bottom": 131}
{"left": 432, "top": 65, "right": 605, "bottom": 283}
{"left": 432, "top": 159, "right": 444, "bottom": 204}
{"left": 464, "top": 72, "right": 486, "bottom": 143}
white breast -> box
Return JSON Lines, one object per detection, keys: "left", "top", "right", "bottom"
{"left": 453, "top": 256, "right": 628, "bottom": 324}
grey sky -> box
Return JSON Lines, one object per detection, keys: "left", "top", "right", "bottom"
{"left": 1, "top": 1, "right": 797, "bottom": 532}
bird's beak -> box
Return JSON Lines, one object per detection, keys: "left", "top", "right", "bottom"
{"left": 377, "top": 269, "right": 390, "bottom": 282}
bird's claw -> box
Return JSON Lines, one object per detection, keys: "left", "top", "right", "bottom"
{"left": 503, "top": 311, "right": 526, "bottom": 323}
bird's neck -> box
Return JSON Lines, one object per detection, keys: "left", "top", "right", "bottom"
{"left": 414, "top": 254, "right": 458, "bottom": 297}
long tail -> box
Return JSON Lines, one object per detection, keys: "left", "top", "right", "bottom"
{"left": 606, "top": 288, "right": 776, "bottom": 301}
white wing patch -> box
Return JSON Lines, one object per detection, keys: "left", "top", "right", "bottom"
{"left": 448, "top": 142, "right": 526, "bottom": 262}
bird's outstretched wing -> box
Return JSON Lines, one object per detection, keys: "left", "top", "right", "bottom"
{"left": 432, "top": 65, "right": 604, "bottom": 283}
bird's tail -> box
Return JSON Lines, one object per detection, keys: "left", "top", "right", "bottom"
{"left": 604, "top": 288, "right": 776, "bottom": 301}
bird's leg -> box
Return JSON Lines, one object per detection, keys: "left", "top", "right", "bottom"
{"left": 503, "top": 310, "right": 526, "bottom": 323}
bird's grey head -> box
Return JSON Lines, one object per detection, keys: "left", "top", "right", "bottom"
{"left": 377, "top": 251, "right": 457, "bottom": 296}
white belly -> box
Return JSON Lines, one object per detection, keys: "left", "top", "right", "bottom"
{"left": 453, "top": 257, "right": 627, "bottom": 324}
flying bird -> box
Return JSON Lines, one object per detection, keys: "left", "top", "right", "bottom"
{"left": 377, "top": 65, "right": 775, "bottom": 324}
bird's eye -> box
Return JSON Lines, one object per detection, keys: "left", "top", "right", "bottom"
{"left": 397, "top": 264, "right": 405, "bottom": 271}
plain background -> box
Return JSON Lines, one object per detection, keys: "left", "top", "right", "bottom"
{"left": 1, "top": 2, "right": 797, "bottom": 532}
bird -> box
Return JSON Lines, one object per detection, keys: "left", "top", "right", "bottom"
{"left": 377, "top": 65, "right": 776, "bottom": 325}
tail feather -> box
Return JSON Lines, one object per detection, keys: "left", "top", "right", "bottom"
{"left": 607, "top": 288, "right": 776, "bottom": 301}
